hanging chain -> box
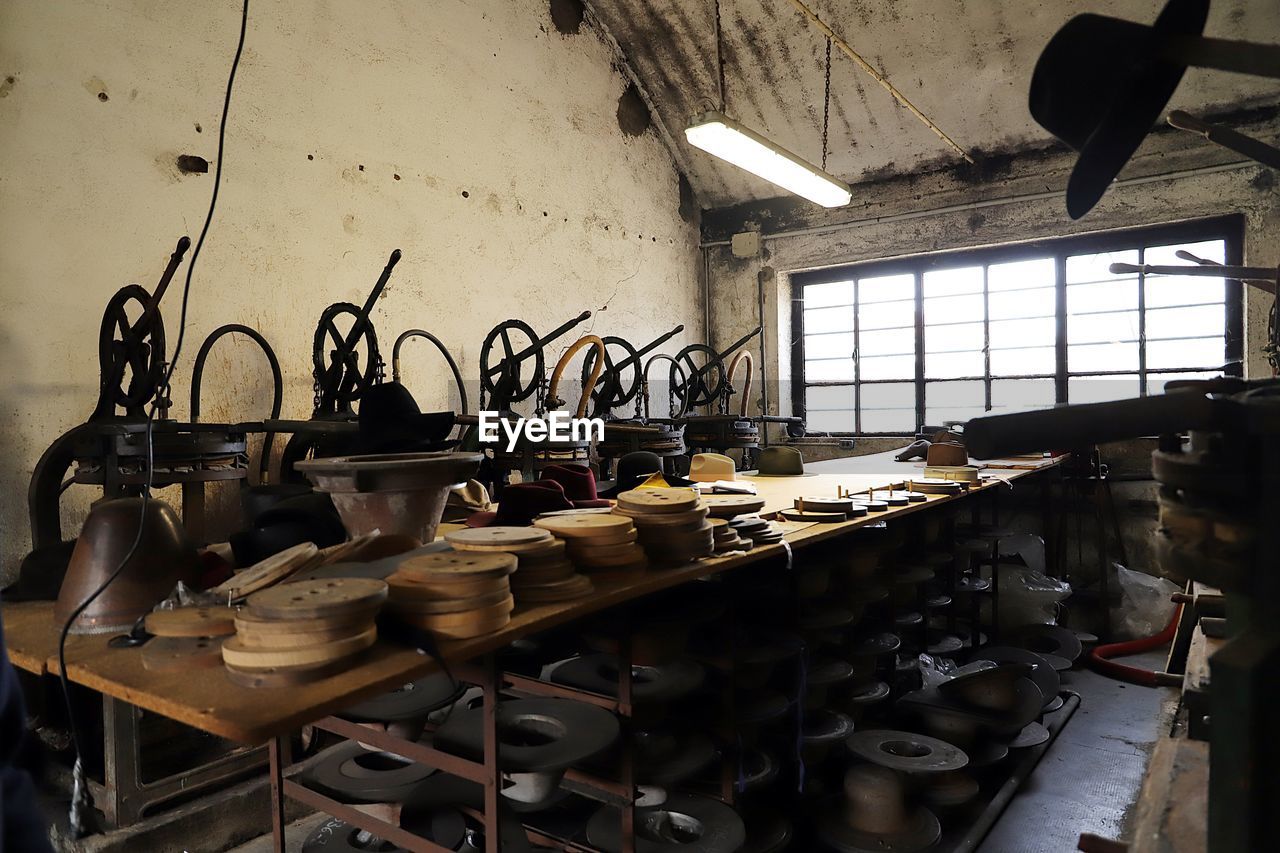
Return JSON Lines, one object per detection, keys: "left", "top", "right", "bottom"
{"left": 822, "top": 37, "right": 832, "bottom": 171}
{"left": 714, "top": 0, "right": 727, "bottom": 112}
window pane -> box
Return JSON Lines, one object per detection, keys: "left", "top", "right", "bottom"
{"left": 805, "top": 305, "right": 855, "bottom": 334}
{"left": 860, "top": 382, "right": 915, "bottom": 433}
{"left": 1145, "top": 240, "right": 1225, "bottom": 267}
{"left": 1066, "top": 249, "right": 1138, "bottom": 284}
{"left": 1147, "top": 338, "right": 1226, "bottom": 370}
{"left": 991, "top": 378, "right": 1056, "bottom": 412}
{"left": 925, "top": 380, "right": 985, "bottom": 426}
{"left": 923, "top": 266, "right": 983, "bottom": 297}
{"left": 806, "top": 410, "right": 855, "bottom": 433}
{"left": 858, "top": 299, "right": 914, "bottom": 332}
{"left": 1068, "top": 375, "right": 1141, "bottom": 403}
{"left": 1069, "top": 341, "right": 1139, "bottom": 372}
{"left": 860, "top": 354, "right": 915, "bottom": 381}
{"left": 988, "top": 258, "right": 1054, "bottom": 292}
{"left": 990, "top": 316, "right": 1055, "bottom": 351}
{"left": 1067, "top": 280, "right": 1138, "bottom": 315}
{"left": 806, "top": 385, "right": 854, "bottom": 411}
{"left": 805, "top": 332, "right": 856, "bottom": 360}
{"left": 858, "top": 274, "right": 914, "bottom": 305}
{"left": 926, "top": 321, "right": 984, "bottom": 354}
{"left": 805, "top": 359, "right": 855, "bottom": 381}
{"left": 1068, "top": 310, "right": 1140, "bottom": 345}
{"left": 924, "top": 293, "right": 984, "bottom": 324}
{"left": 927, "top": 350, "right": 984, "bottom": 379}
{"left": 1145, "top": 275, "right": 1224, "bottom": 308}
{"left": 804, "top": 281, "right": 854, "bottom": 308}
{"left": 991, "top": 346, "right": 1056, "bottom": 376}
{"left": 989, "top": 287, "right": 1055, "bottom": 320}
{"left": 860, "top": 328, "right": 914, "bottom": 358}
{"left": 1145, "top": 304, "right": 1224, "bottom": 340}
{"left": 1146, "top": 370, "right": 1222, "bottom": 396}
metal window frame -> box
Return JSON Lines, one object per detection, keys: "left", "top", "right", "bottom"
{"left": 791, "top": 215, "right": 1246, "bottom": 436}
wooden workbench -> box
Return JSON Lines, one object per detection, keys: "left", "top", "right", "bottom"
{"left": 4, "top": 448, "right": 1063, "bottom": 745}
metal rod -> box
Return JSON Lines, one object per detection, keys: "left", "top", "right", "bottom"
{"left": 1109, "top": 262, "right": 1277, "bottom": 294}
{"left": 481, "top": 654, "right": 500, "bottom": 853}
{"left": 781, "top": 0, "right": 974, "bottom": 163}
{"left": 1167, "top": 110, "right": 1280, "bottom": 171}
{"left": 283, "top": 780, "right": 455, "bottom": 853}
{"left": 1163, "top": 35, "right": 1280, "bottom": 79}
{"left": 484, "top": 310, "right": 593, "bottom": 378}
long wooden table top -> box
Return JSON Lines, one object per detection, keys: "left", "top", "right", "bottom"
{"left": 4, "top": 449, "right": 1063, "bottom": 744}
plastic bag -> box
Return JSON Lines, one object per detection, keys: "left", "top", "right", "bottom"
{"left": 988, "top": 564, "right": 1072, "bottom": 629}
{"left": 1111, "top": 564, "right": 1179, "bottom": 641}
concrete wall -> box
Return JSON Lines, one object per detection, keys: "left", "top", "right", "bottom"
{"left": 704, "top": 110, "right": 1280, "bottom": 441}
{"left": 0, "top": 0, "right": 702, "bottom": 583}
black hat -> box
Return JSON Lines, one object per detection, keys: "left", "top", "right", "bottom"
{"left": 1029, "top": 0, "right": 1210, "bottom": 219}
{"left": 358, "top": 381, "right": 456, "bottom": 454}
{"left": 597, "top": 451, "right": 694, "bottom": 498}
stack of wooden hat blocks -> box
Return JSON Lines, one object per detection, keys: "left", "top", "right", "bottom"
{"left": 533, "top": 513, "right": 649, "bottom": 573}
{"left": 611, "top": 488, "right": 715, "bottom": 566}
{"left": 446, "top": 526, "right": 595, "bottom": 604}
{"left": 387, "top": 547, "right": 517, "bottom": 638}
{"left": 221, "top": 577, "right": 387, "bottom": 687}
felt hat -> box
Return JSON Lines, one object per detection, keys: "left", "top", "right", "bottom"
{"left": 688, "top": 452, "right": 736, "bottom": 482}
{"left": 597, "top": 451, "right": 697, "bottom": 498}
{"left": 358, "top": 381, "right": 457, "bottom": 454}
{"left": 538, "top": 463, "right": 612, "bottom": 508}
{"left": 1029, "top": 0, "right": 1211, "bottom": 219}
{"left": 465, "top": 480, "right": 573, "bottom": 527}
{"left": 228, "top": 492, "right": 347, "bottom": 567}
{"left": 752, "top": 445, "right": 807, "bottom": 476}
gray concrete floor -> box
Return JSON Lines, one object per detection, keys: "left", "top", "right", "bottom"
{"left": 229, "top": 651, "right": 1177, "bottom": 853}
{"left": 977, "top": 649, "right": 1177, "bottom": 853}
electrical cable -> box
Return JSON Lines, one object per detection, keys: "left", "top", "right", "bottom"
{"left": 55, "top": 0, "right": 251, "bottom": 835}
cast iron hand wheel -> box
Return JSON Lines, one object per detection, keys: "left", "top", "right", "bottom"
{"left": 312, "top": 301, "right": 381, "bottom": 415}
{"left": 671, "top": 344, "right": 726, "bottom": 410}
{"left": 480, "top": 319, "right": 543, "bottom": 406}
{"left": 581, "top": 335, "right": 642, "bottom": 413}
{"left": 92, "top": 285, "right": 167, "bottom": 419}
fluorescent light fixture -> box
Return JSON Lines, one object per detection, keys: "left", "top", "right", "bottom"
{"left": 685, "top": 110, "right": 852, "bottom": 208}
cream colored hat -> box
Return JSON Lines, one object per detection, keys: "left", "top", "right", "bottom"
{"left": 688, "top": 453, "right": 736, "bottom": 482}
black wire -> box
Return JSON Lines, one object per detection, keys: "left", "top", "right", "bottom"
{"left": 55, "top": 0, "right": 251, "bottom": 834}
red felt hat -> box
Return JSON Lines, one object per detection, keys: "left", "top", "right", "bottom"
{"left": 539, "top": 464, "right": 612, "bottom": 509}
{"left": 465, "top": 480, "right": 574, "bottom": 527}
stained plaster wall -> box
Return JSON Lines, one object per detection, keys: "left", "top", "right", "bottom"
{"left": 0, "top": 0, "right": 702, "bottom": 584}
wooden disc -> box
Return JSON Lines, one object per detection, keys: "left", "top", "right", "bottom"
{"left": 794, "top": 497, "right": 856, "bottom": 513}
{"left": 142, "top": 636, "right": 226, "bottom": 672}
{"left": 570, "top": 545, "right": 650, "bottom": 569}
{"left": 397, "top": 551, "right": 517, "bottom": 582}
{"left": 512, "top": 562, "right": 577, "bottom": 585}
{"left": 701, "top": 495, "right": 767, "bottom": 517}
{"left": 233, "top": 605, "right": 379, "bottom": 635}
{"left": 567, "top": 539, "right": 648, "bottom": 560}
{"left": 516, "top": 574, "right": 594, "bottom": 602}
{"left": 209, "top": 542, "right": 319, "bottom": 599}
{"left": 563, "top": 527, "right": 638, "bottom": 547}
{"left": 534, "top": 514, "right": 636, "bottom": 540}
{"left": 617, "top": 505, "right": 710, "bottom": 527}
{"left": 423, "top": 610, "right": 511, "bottom": 640}
{"left": 616, "top": 488, "right": 700, "bottom": 514}
{"left": 388, "top": 586, "right": 512, "bottom": 615}
{"left": 145, "top": 607, "right": 237, "bottom": 638}
{"left": 388, "top": 569, "right": 510, "bottom": 598}
{"left": 233, "top": 621, "right": 373, "bottom": 650}
{"left": 316, "top": 533, "right": 381, "bottom": 566}
{"left": 413, "top": 595, "right": 514, "bottom": 629}
{"left": 445, "top": 527, "right": 552, "bottom": 551}
{"left": 246, "top": 578, "right": 388, "bottom": 621}
{"left": 780, "top": 509, "right": 847, "bottom": 523}
{"left": 225, "top": 654, "right": 361, "bottom": 688}
{"left": 516, "top": 539, "right": 568, "bottom": 562}
{"left": 221, "top": 625, "right": 378, "bottom": 668}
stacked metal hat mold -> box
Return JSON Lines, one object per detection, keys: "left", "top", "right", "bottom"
{"left": 587, "top": 792, "right": 746, "bottom": 853}
{"left": 433, "top": 696, "right": 620, "bottom": 807}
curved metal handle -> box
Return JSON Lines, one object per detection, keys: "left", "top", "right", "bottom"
{"left": 392, "top": 329, "right": 469, "bottom": 415}
{"left": 642, "top": 354, "right": 689, "bottom": 421}
{"left": 190, "top": 324, "right": 283, "bottom": 483}
{"left": 548, "top": 335, "right": 606, "bottom": 420}
{"left": 727, "top": 350, "right": 754, "bottom": 417}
